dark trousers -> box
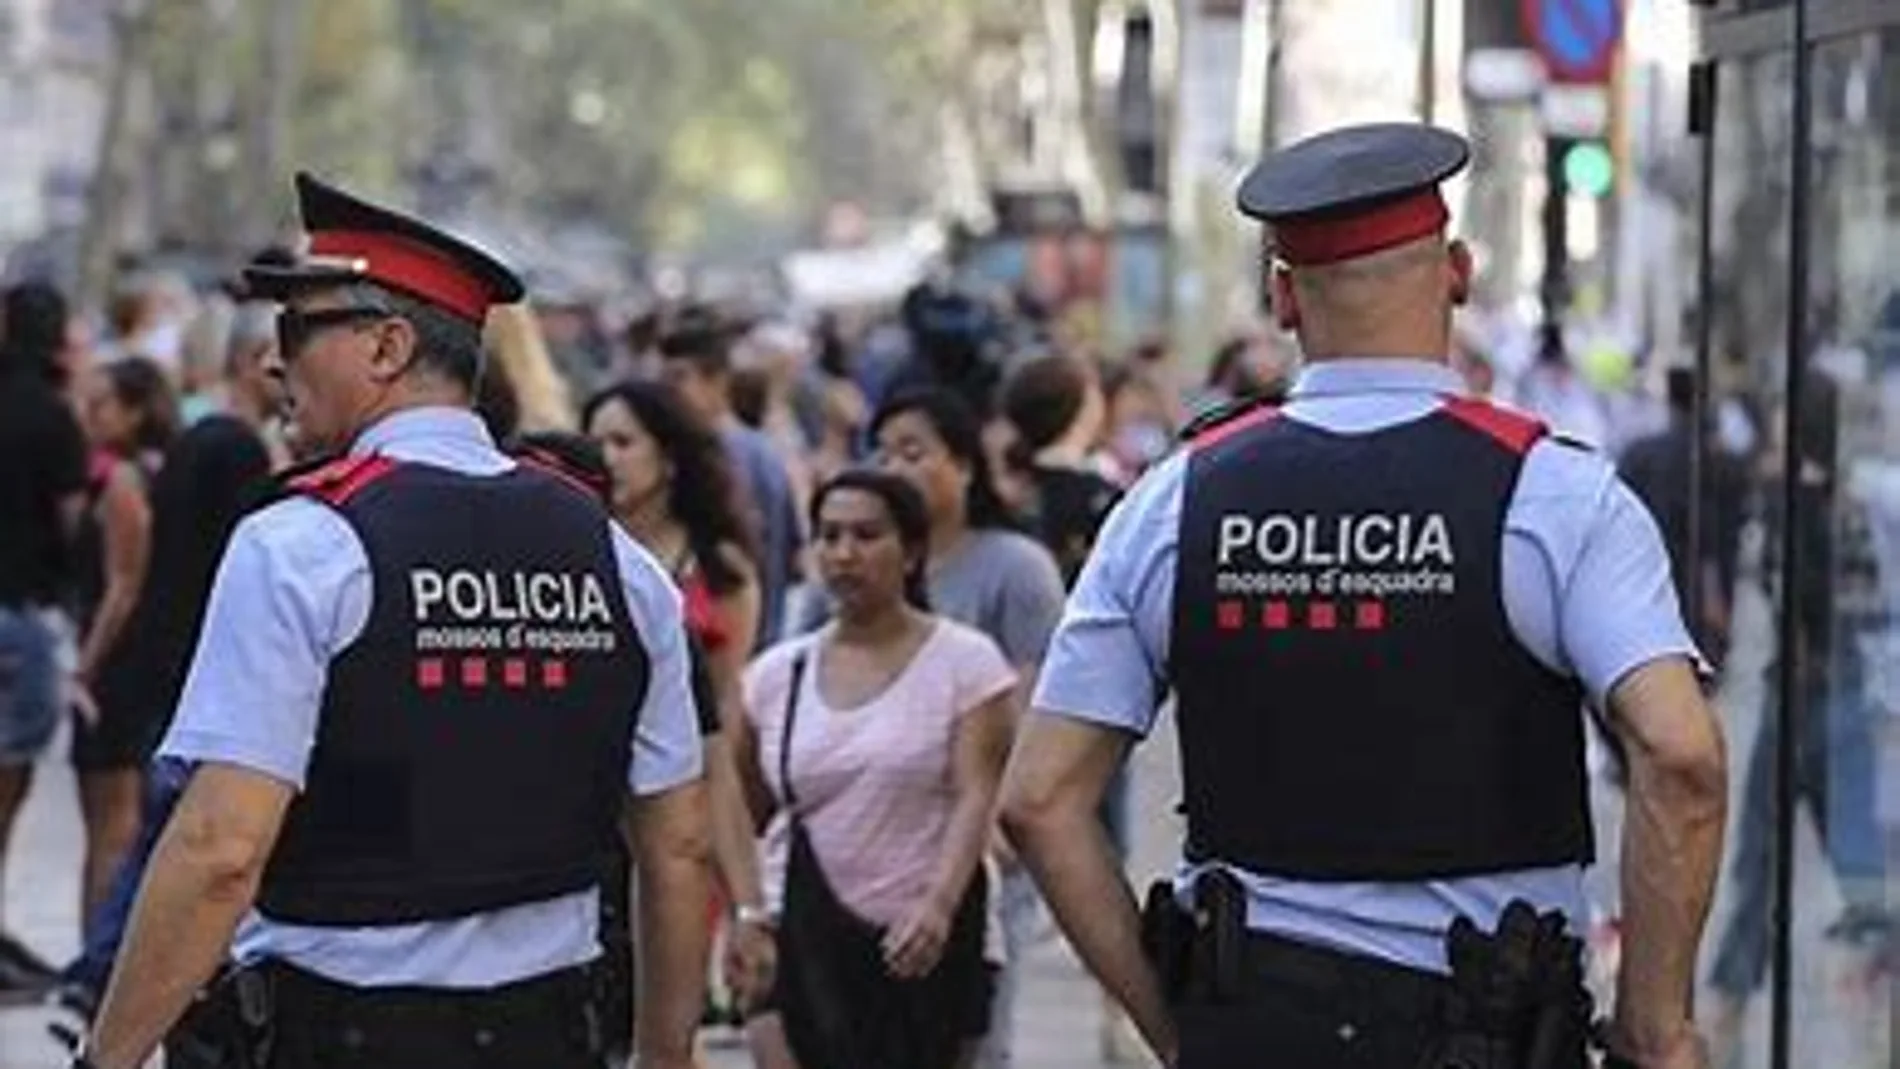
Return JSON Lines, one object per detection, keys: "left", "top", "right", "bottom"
{"left": 264, "top": 962, "right": 599, "bottom": 1069}
{"left": 1176, "top": 933, "right": 1582, "bottom": 1069}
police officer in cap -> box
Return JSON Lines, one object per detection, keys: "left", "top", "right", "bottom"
{"left": 999, "top": 123, "right": 1727, "bottom": 1069}
{"left": 73, "top": 174, "right": 711, "bottom": 1069}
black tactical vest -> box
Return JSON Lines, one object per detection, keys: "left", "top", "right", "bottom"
{"left": 257, "top": 455, "right": 649, "bottom": 925}
{"left": 1169, "top": 399, "right": 1591, "bottom": 881}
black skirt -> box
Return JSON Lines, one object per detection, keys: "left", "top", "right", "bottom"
{"left": 773, "top": 821, "right": 993, "bottom": 1069}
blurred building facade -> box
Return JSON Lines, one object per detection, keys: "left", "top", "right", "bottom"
{"left": 0, "top": 0, "right": 110, "bottom": 253}
{"left": 1687, "top": 4, "right": 1900, "bottom": 1069}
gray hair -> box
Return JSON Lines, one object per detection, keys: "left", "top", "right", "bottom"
{"left": 228, "top": 301, "right": 277, "bottom": 361}
{"left": 337, "top": 281, "right": 484, "bottom": 388}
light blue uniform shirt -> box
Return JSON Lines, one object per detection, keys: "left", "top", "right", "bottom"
{"left": 159, "top": 407, "right": 704, "bottom": 988}
{"left": 1032, "top": 359, "right": 1702, "bottom": 973}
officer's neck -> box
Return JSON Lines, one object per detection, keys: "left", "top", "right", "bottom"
{"left": 345, "top": 380, "right": 473, "bottom": 447}
{"left": 1298, "top": 344, "right": 1452, "bottom": 364}
{"left": 1295, "top": 311, "right": 1451, "bottom": 363}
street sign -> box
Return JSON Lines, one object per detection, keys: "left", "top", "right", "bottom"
{"left": 1520, "top": 0, "right": 1624, "bottom": 85}
{"left": 1464, "top": 48, "right": 1546, "bottom": 103}
{"left": 1540, "top": 83, "right": 1610, "bottom": 138}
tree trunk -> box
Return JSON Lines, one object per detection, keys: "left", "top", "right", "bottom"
{"left": 1040, "top": 0, "right": 1107, "bottom": 219}
{"left": 238, "top": 0, "right": 303, "bottom": 245}
{"left": 75, "top": 0, "right": 158, "bottom": 315}
{"left": 182, "top": 0, "right": 239, "bottom": 252}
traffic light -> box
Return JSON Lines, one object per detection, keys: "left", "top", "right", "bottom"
{"left": 1562, "top": 140, "right": 1615, "bottom": 198}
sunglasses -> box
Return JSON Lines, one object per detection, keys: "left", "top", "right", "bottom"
{"left": 275, "top": 306, "right": 393, "bottom": 362}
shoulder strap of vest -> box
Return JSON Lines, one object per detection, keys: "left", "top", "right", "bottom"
{"left": 283, "top": 452, "right": 401, "bottom": 507}
{"left": 1179, "top": 394, "right": 1281, "bottom": 450}
{"left": 512, "top": 446, "right": 609, "bottom": 506}
{"left": 1437, "top": 395, "right": 1549, "bottom": 456}
{"left": 243, "top": 451, "right": 336, "bottom": 514}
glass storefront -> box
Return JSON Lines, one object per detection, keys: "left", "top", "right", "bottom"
{"left": 1691, "top": 5, "right": 1900, "bottom": 1067}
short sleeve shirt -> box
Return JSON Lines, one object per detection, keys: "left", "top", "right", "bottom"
{"left": 1031, "top": 359, "right": 1705, "bottom": 972}
{"left": 158, "top": 407, "right": 703, "bottom": 988}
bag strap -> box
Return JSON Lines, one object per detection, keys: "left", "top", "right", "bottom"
{"left": 778, "top": 651, "right": 809, "bottom": 813}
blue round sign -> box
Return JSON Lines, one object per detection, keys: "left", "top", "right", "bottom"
{"left": 1521, "top": 0, "right": 1624, "bottom": 84}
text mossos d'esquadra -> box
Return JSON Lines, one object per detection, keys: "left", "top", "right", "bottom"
{"left": 1213, "top": 512, "right": 1457, "bottom": 597}
{"left": 409, "top": 568, "right": 618, "bottom": 652}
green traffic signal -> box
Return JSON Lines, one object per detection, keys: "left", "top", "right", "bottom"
{"left": 1563, "top": 141, "right": 1615, "bottom": 198}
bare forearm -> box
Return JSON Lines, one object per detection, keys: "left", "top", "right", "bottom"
{"left": 708, "top": 741, "right": 765, "bottom": 907}
{"left": 78, "top": 591, "right": 136, "bottom": 677}
{"left": 1616, "top": 753, "right": 1726, "bottom": 1049}
{"left": 633, "top": 851, "right": 710, "bottom": 1060}
{"left": 628, "top": 778, "right": 715, "bottom": 1062}
{"left": 1008, "top": 809, "right": 1174, "bottom": 1060}
{"left": 925, "top": 791, "right": 995, "bottom": 913}
{"left": 87, "top": 841, "right": 258, "bottom": 1069}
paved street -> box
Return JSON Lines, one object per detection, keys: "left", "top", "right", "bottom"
{"left": 0, "top": 716, "right": 1179, "bottom": 1069}
{"left": 0, "top": 570, "right": 1892, "bottom": 1067}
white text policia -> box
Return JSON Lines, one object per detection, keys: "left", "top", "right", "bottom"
{"left": 409, "top": 567, "right": 615, "bottom": 624}
{"left": 1215, "top": 512, "right": 1455, "bottom": 569}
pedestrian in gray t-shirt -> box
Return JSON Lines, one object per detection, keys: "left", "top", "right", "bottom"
{"left": 872, "top": 388, "right": 1067, "bottom": 1069}
{"left": 790, "top": 385, "right": 1069, "bottom": 665}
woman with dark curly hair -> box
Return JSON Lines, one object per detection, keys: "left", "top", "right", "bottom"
{"left": 582, "top": 379, "right": 774, "bottom": 1031}
{"left": 584, "top": 380, "right": 761, "bottom": 643}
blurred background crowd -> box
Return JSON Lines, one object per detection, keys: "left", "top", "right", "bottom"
{"left": 4, "top": 0, "right": 1900, "bottom": 1067}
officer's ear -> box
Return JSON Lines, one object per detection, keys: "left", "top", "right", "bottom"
{"left": 367, "top": 316, "right": 421, "bottom": 384}
{"left": 1270, "top": 263, "right": 1301, "bottom": 332}
{"left": 1447, "top": 240, "right": 1475, "bottom": 307}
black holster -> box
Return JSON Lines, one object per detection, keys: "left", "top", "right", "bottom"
{"left": 1139, "top": 870, "right": 1247, "bottom": 1005}
{"left": 1427, "top": 900, "right": 1593, "bottom": 1069}
{"left": 1139, "top": 879, "right": 1193, "bottom": 1002}
{"left": 166, "top": 964, "right": 276, "bottom": 1069}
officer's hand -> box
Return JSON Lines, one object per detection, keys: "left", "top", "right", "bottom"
{"left": 882, "top": 897, "right": 954, "bottom": 979}
{"left": 724, "top": 918, "right": 777, "bottom": 1008}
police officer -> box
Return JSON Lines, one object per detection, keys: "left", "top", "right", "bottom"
{"left": 72, "top": 174, "right": 711, "bottom": 1069}
{"left": 998, "top": 123, "right": 1727, "bottom": 1069}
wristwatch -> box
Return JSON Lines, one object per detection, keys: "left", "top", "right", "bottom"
{"left": 734, "top": 903, "right": 773, "bottom": 926}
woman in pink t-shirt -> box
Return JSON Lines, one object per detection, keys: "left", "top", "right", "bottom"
{"left": 733, "top": 469, "right": 1017, "bottom": 1069}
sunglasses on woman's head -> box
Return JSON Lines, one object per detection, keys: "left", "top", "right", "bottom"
{"left": 275, "top": 306, "right": 393, "bottom": 362}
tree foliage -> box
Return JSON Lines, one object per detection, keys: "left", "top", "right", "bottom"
{"left": 107, "top": 0, "right": 1035, "bottom": 261}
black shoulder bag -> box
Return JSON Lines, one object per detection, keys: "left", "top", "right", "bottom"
{"left": 772, "top": 652, "right": 992, "bottom": 1069}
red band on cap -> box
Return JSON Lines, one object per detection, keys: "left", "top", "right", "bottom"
{"left": 1273, "top": 190, "right": 1449, "bottom": 267}
{"left": 309, "top": 230, "right": 491, "bottom": 322}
